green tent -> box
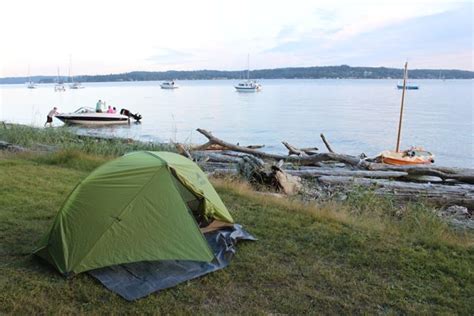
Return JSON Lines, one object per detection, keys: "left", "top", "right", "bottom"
{"left": 35, "top": 151, "right": 234, "bottom": 276}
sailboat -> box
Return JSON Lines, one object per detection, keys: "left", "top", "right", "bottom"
{"left": 379, "top": 62, "right": 434, "bottom": 165}
{"left": 69, "top": 55, "right": 84, "bottom": 89}
{"left": 234, "top": 54, "right": 261, "bottom": 92}
{"left": 54, "top": 67, "right": 66, "bottom": 92}
{"left": 26, "top": 65, "right": 37, "bottom": 89}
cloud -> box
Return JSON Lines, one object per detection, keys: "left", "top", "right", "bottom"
{"left": 260, "top": 3, "right": 473, "bottom": 70}
{"left": 146, "top": 48, "right": 194, "bottom": 64}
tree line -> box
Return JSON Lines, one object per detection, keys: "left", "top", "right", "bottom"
{"left": 1, "top": 65, "right": 473, "bottom": 84}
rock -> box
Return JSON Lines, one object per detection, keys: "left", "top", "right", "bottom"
{"left": 438, "top": 205, "right": 474, "bottom": 230}
{"left": 444, "top": 205, "right": 470, "bottom": 219}
{"left": 0, "top": 140, "right": 26, "bottom": 152}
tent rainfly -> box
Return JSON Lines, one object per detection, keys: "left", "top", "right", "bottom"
{"left": 35, "top": 151, "right": 235, "bottom": 276}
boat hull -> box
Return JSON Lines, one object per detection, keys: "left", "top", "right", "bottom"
{"left": 397, "top": 85, "right": 419, "bottom": 90}
{"left": 234, "top": 86, "right": 261, "bottom": 92}
{"left": 56, "top": 115, "right": 130, "bottom": 125}
{"left": 379, "top": 150, "right": 434, "bottom": 165}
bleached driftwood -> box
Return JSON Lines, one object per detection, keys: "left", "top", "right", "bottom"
{"left": 196, "top": 128, "right": 362, "bottom": 166}
{"left": 287, "top": 169, "right": 408, "bottom": 179}
{"left": 317, "top": 176, "right": 474, "bottom": 209}
{"left": 192, "top": 129, "right": 474, "bottom": 184}
{"left": 320, "top": 133, "right": 334, "bottom": 153}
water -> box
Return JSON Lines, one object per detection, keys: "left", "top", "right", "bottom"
{"left": 1, "top": 79, "right": 472, "bottom": 168}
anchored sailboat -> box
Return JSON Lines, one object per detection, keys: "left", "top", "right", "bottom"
{"left": 234, "top": 54, "right": 261, "bottom": 92}
{"left": 69, "top": 55, "right": 84, "bottom": 89}
{"left": 26, "top": 65, "right": 37, "bottom": 89}
{"left": 54, "top": 67, "right": 66, "bottom": 92}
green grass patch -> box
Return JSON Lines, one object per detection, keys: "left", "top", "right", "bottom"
{"left": 0, "top": 124, "right": 174, "bottom": 156}
{"left": 1, "top": 153, "right": 473, "bottom": 314}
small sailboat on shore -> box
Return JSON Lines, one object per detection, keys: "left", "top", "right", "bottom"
{"left": 379, "top": 62, "right": 434, "bottom": 165}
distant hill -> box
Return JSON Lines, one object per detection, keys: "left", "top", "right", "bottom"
{"left": 1, "top": 65, "right": 473, "bottom": 84}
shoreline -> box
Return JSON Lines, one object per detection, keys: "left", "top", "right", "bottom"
{"left": 1, "top": 123, "right": 473, "bottom": 313}
{"left": 1, "top": 123, "right": 473, "bottom": 229}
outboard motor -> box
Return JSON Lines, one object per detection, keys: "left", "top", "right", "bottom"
{"left": 120, "top": 108, "right": 142, "bottom": 123}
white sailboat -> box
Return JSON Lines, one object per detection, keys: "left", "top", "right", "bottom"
{"left": 54, "top": 67, "right": 66, "bottom": 92}
{"left": 234, "top": 54, "right": 261, "bottom": 92}
{"left": 69, "top": 55, "right": 84, "bottom": 89}
{"left": 26, "top": 65, "right": 37, "bottom": 89}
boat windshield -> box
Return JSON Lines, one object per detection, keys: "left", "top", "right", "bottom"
{"left": 73, "top": 107, "right": 95, "bottom": 114}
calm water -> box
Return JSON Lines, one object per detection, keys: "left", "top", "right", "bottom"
{"left": 0, "top": 79, "right": 472, "bottom": 168}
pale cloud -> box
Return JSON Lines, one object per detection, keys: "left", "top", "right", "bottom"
{"left": 0, "top": 0, "right": 471, "bottom": 76}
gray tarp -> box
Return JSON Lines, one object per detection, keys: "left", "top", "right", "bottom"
{"left": 89, "top": 224, "right": 256, "bottom": 301}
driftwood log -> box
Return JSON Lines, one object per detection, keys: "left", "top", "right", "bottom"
{"left": 194, "top": 129, "right": 474, "bottom": 184}
{"left": 318, "top": 176, "right": 474, "bottom": 209}
{"left": 174, "top": 128, "right": 474, "bottom": 209}
{"left": 236, "top": 155, "right": 302, "bottom": 195}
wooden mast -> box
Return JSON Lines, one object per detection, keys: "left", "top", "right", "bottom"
{"left": 395, "top": 62, "right": 408, "bottom": 152}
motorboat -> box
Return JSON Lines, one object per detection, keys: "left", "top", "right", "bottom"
{"left": 397, "top": 82, "right": 419, "bottom": 90}
{"left": 235, "top": 80, "right": 262, "bottom": 92}
{"left": 378, "top": 148, "right": 434, "bottom": 165}
{"left": 160, "top": 81, "right": 179, "bottom": 89}
{"left": 55, "top": 107, "right": 142, "bottom": 125}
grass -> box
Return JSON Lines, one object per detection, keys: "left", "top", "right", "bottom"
{"left": 0, "top": 150, "right": 473, "bottom": 314}
{"left": 0, "top": 126, "right": 473, "bottom": 314}
{"left": 0, "top": 124, "right": 174, "bottom": 156}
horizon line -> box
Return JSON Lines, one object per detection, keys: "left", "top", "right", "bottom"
{"left": 2, "top": 64, "right": 473, "bottom": 78}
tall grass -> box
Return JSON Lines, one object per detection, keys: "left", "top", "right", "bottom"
{"left": 211, "top": 177, "right": 473, "bottom": 248}
{"left": 0, "top": 124, "right": 174, "bottom": 156}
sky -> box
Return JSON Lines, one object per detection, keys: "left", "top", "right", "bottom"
{"left": 0, "top": 0, "right": 472, "bottom": 76}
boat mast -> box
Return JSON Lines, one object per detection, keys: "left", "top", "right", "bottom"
{"left": 395, "top": 62, "right": 408, "bottom": 152}
{"left": 69, "top": 54, "right": 73, "bottom": 83}
{"left": 247, "top": 54, "right": 250, "bottom": 80}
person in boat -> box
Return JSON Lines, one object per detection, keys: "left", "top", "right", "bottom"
{"left": 44, "top": 107, "right": 58, "bottom": 127}
{"left": 107, "top": 106, "right": 114, "bottom": 113}
{"left": 112, "top": 107, "right": 117, "bottom": 114}
{"left": 96, "top": 100, "right": 103, "bottom": 113}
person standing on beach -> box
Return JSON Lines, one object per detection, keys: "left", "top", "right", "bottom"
{"left": 44, "top": 107, "right": 58, "bottom": 127}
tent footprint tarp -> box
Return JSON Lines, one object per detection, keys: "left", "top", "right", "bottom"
{"left": 90, "top": 224, "right": 255, "bottom": 301}
{"left": 35, "top": 151, "right": 254, "bottom": 298}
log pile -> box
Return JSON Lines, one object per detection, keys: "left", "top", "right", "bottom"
{"left": 176, "top": 129, "right": 474, "bottom": 210}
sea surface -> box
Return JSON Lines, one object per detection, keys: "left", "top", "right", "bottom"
{"left": 0, "top": 79, "right": 472, "bottom": 168}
